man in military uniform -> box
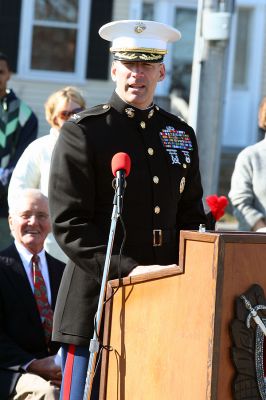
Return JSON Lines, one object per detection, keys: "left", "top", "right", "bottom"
{"left": 48, "top": 19, "right": 207, "bottom": 399}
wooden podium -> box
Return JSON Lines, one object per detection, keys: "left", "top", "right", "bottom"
{"left": 99, "top": 231, "right": 266, "bottom": 399}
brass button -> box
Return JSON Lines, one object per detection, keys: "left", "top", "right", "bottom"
{"left": 148, "top": 148, "right": 154, "bottom": 156}
{"left": 140, "top": 121, "right": 146, "bottom": 129}
{"left": 154, "top": 206, "right": 160, "bottom": 214}
{"left": 183, "top": 163, "right": 187, "bottom": 168}
{"left": 103, "top": 104, "right": 109, "bottom": 109}
{"left": 153, "top": 176, "right": 159, "bottom": 184}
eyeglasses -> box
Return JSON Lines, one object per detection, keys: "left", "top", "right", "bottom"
{"left": 57, "top": 107, "right": 84, "bottom": 120}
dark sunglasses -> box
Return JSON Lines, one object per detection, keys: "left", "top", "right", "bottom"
{"left": 58, "top": 107, "right": 84, "bottom": 120}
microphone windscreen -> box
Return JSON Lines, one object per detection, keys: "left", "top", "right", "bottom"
{"left": 111, "top": 152, "right": 131, "bottom": 177}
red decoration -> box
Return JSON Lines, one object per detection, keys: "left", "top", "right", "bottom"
{"left": 206, "top": 194, "right": 229, "bottom": 221}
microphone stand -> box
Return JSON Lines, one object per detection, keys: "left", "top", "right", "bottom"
{"left": 83, "top": 173, "right": 126, "bottom": 400}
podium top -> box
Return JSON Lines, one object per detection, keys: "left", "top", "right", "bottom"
{"left": 179, "top": 229, "right": 266, "bottom": 269}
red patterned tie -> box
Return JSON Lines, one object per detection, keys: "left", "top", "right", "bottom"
{"left": 32, "top": 254, "right": 53, "bottom": 343}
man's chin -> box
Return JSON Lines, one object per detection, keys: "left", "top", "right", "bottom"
{"left": 126, "top": 94, "right": 149, "bottom": 109}
{"left": 22, "top": 236, "right": 41, "bottom": 248}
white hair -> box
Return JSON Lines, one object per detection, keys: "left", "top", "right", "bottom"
{"left": 8, "top": 188, "right": 48, "bottom": 216}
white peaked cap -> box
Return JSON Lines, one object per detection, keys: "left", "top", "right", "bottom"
{"left": 99, "top": 20, "right": 181, "bottom": 62}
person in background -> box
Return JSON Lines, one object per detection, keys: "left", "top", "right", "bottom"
{"left": 0, "top": 52, "right": 38, "bottom": 250}
{"left": 8, "top": 86, "right": 86, "bottom": 262}
{"left": 229, "top": 96, "right": 266, "bottom": 231}
{"left": 0, "top": 188, "right": 65, "bottom": 400}
{"left": 48, "top": 20, "right": 207, "bottom": 399}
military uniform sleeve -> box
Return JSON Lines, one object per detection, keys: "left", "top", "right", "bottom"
{"left": 176, "top": 129, "right": 207, "bottom": 230}
{"left": 48, "top": 120, "right": 137, "bottom": 280}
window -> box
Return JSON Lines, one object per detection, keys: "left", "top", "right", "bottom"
{"left": 171, "top": 8, "right": 197, "bottom": 102}
{"left": 18, "top": 0, "right": 91, "bottom": 81}
{"left": 233, "top": 8, "right": 252, "bottom": 89}
{"left": 142, "top": 2, "right": 154, "bottom": 20}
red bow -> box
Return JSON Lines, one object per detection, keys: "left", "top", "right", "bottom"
{"left": 206, "top": 194, "right": 229, "bottom": 221}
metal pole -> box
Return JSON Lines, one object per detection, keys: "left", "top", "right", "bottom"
{"left": 83, "top": 198, "right": 119, "bottom": 399}
{"left": 189, "top": 0, "right": 232, "bottom": 196}
{"left": 188, "top": 0, "right": 204, "bottom": 130}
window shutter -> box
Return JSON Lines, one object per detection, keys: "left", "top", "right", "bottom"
{"left": 0, "top": 0, "right": 22, "bottom": 72}
{"left": 86, "top": 0, "right": 114, "bottom": 80}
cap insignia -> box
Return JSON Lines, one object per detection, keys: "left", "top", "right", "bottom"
{"left": 135, "top": 22, "right": 146, "bottom": 34}
{"left": 125, "top": 108, "right": 135, "bottom": 118}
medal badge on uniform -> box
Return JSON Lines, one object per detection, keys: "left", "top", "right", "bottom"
{"left": 159, "top": 126, "right": 193, "bottom": 165}
{"left": 182, "top": 150, "right": 191, "bottom": 164}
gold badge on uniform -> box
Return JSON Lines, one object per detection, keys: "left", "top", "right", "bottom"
{"left": 148, "top": 109, "right": 154, "bottom": 119}
{"left": 180, "top": 177, "right": 186, "bottom": 193}
{"left": 125, "top": 108, "right": 135, "bottom": 118}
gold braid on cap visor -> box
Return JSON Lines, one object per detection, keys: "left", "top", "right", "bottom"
{"left": 110, "top": 47, "right": 167, "bottom": 62}
{"left": 110, "top": 47, "right": 167, "bottom": 55}
{"left": 111, "top": 47, "right": 167, "bottom": 62}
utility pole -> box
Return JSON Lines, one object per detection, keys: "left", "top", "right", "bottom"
{"left": 188, "top": 0, "right": 233, "bottom": 197}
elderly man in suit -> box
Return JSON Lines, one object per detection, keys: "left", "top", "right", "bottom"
{"left": 0, "top": 188, "right": 65, "bottom": 399}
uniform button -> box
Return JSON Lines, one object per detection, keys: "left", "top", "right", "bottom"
{"left": 183, "top": 163, "right": 187, "bottom": 168}
{"left": 153, "top": 176, "right": 159, "bottom": 184}
{"left": 148, "top": 147, "right": 154, "bottom": 156}
{"left": 154, "top": 206, "right": 160, "bottom": 214}
{"left": 140, "top": 121, "right": 146, "bottom": 129}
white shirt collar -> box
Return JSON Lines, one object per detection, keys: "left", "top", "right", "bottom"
{"left": 14, "top": 240, "right": 46, "bottom": 270}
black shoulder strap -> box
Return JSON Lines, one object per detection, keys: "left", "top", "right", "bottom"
{"left": 69, "top": 104, "right": 111, "bottom": 124}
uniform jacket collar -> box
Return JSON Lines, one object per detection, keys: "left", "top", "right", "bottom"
{"left": 109, "top": 91, "right": 158, "bottom": 123}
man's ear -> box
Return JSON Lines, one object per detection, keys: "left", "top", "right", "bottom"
{"left": 111, "top": 62, "right": 117, "bottom": 82}
{"left": 8, "top": 215, "right": 13, "bottom": 232}
{"left": 158, "top": 63, "right": 166, "bottom": 82}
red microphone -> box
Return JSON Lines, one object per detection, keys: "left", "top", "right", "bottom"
{"left": 111, "top": 152, "right": 131, "bottom": 214}
{"left": 111, "top": 152, "right": 131, "bottom": 177}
